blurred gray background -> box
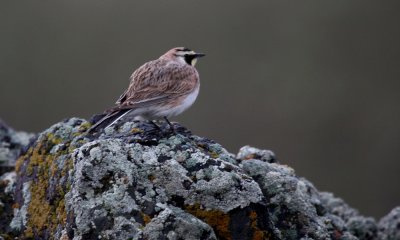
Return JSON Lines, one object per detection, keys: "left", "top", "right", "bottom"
{"left": 1, "top": 1, "right": 399, "bottom": 218}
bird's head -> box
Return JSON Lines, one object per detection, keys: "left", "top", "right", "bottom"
{"left": 161, "top": 47, "right": 205, "bottom": 66}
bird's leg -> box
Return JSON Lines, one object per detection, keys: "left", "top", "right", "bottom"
{"left": 149, "top": 120, "right": 162, "bottom": 131}
{"left": 163, "top": 116, "right": 175, "bottom": 132}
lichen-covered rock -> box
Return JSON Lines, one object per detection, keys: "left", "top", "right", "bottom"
{"left": 319, "top": 192, "right": 378, "bottom": 239}
{"left": 0, "top": 119, "right": 34, "bottom": 238}
{"left": 142, "top": 206, "right": 217, "bottom": 239}
{"left": 1, "top": 117, "right": 399, "bottom": 239}
{"left": 11, "top": 118, "right": 87, "bottom": 239}
{"left": 0, "top": 171, "right": 16, "bottom": 236}
{"left": 64, "top": 120, "right": 264, "bottom": 239}
{"left": 237, "top": 145, "right": 276, "bottom": 163}
{"left": 377, "top": 207, "right": 400, "bottom": 240}
{"left": 0, "top": 119, "right": 35, "bottom": 175}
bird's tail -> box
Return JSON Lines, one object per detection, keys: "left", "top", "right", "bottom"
{"left": 86, "top": 109, "right": 132, "bottom": 134}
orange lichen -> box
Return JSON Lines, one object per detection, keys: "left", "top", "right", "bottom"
{"left": 185, "top": 204, "right": 231, "bottom": 240}
{"left": 243, "top": 154, "right": 257, "bottom": 160}
{"left": 249, "top": 210, "right": 270, "bottom": 240}
{"left": 141, "top": 212, "right": 152, "bottom": 225}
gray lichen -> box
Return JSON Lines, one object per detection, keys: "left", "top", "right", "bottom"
{"left": 237, "top": 145, "right": 276, "bottom": 163}
{"left": 0, "top": 117, "right": 399, "bottom": 239}
{"left": 143, "top": 206, "right": 217, "bottom": 240}
{"left": 378, "top": 207, "right": 400, "bottom": 240}
{"left": 0, "top": 119, "right": 35, "bottom": 174}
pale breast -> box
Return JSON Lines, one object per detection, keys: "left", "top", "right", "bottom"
{"left": 157, "top": 86, "right": 200, "bottom": 118}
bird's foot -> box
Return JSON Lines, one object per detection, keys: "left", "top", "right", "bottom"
{"left": 163, "top": 117, "right": 176, "bottom": 134}
{"left": 149, "top": 120, "right": 162, "bottom": 131}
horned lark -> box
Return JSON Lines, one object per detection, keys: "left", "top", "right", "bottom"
{"left": 88, "top": 47, "right": 205, "bottom": 133}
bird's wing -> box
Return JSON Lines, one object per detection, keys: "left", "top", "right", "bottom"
{"left": 113, "top": 60, "right": 199, "bottom": 111}
{"left": 115, "top": 89, "right": 128, "bottom": 104}
{"left": 108, "top": 95, "right": 171, "bottom": 112}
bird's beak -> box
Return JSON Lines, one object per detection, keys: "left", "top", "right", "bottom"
{"left": 194, "top": 53, "right": 206, "bottom": 58}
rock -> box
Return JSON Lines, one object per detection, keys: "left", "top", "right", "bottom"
{"left": 377, "top": 207, "right": 400, "bottom": 240}
{"left": 0, "top": 119, "right": 36, "bottom": 175}
{"left": 319, "top": 192, "right": 378, "bottom": 239}
{"left": 0, "top": 117, "right": 399, "bottom": 239}
{"left": 0, "top": 119, "right": 34, "bottom": 237}
{"left": 0, "top": 171, "right": 16, "bottom": 235}
{"left": 142, "top": 206, "right": 217, "bottom": 240}
{"left": 237, "top": 145, "right": 276, "bottom": 163}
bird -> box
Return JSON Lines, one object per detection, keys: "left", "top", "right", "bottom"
{"left": 87, "top": 47, "right": 205, "bottom": 133}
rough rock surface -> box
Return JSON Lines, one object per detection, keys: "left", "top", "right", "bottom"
{"left": 377, "top": 207, "right": 400, "bottom": 240}
{"left": 0, "top": 119, "right": 35, "bottom": 175}
{"left": 0, "top": 117, "right": 399, "bottom": 239}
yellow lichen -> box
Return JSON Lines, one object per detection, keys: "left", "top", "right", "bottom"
{"left": 78, "top": 122, "right": 92, "bottom": 132}
{"left": 209, "top": 151, "right": 219, "bottom": 159}
{"left": 185, "top": 204, "right": 231, "bottom": 239}
{"left": 195, "top": 143, "right": 219, "bottom": 159}
{"left": 24, "top": 226, "right": 34, "bottom": 238}
{"left": 47, "top": 133, "right": 62, "bottom": 145}
{"left": 15, "top": 147, "right": 32, "bottom": 173}
{"left": 18, "top": 130, "right": 78, "bottom": 238}
{"left": 50, "top": 159, "right": 58, "bottom": 177}
{"left": 61, "top": 158, "right": 73, "bottom": 177}
{"left": 131, "top": 128, "right": 144, "bottom": 133}
{"left": 56, "top": 199, "right": 67, "bottom": 225}
{"left": 27, "top": 177, "right": 52, "bottom": 231}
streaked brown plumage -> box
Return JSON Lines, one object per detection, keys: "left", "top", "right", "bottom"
{"left": 88, "top": 47, "right": 205, "bottom": 133}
